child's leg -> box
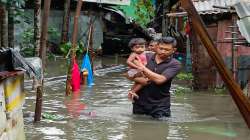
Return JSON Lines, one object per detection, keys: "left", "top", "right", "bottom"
{"left": 131, "top": 82, "right": 143, "bottom": 94}
{"left": 128, "top": 82, "right": 143, "bottom": 101}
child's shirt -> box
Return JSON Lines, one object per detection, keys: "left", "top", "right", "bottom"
{"left": 138, "top": 53, "right": 147, "bottom": 65}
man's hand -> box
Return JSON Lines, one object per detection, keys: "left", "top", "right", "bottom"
{"left": 134, "top": 56, "right": 146, "bottom": 71}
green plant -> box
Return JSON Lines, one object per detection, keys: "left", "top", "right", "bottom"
{"left": 48, "top": 27, "right": 60, "bottom": 42}
{"left": 0, "top": 0, "right": 25, "bottom": 7}
{"left": 174, "top": 86, "right": 192, "bottom": 95}
{"left": 59, "top": 42, "right": 72, "bottom": 55}
{"left": 176, "top": 72, "right": 194, "bottom": 80}
{"left": 48, "top": 52, "right": 56, "bottom": 60}
{"left": 21, "top": 27, "right": 34, "bottom": 45}
{"left": 20, "top": 27, "right": 35, "bottom": 56}
{"left": 20, "top": 47, "right": 34, "bottom": 57}
{"left": 59, "top": 41, "right": 86, "bottom": 57}
{"left": 116, "top": 0, "right": 155, "bottom": 27}
{"left": 20, "top": 27, "right": 61, "bottom": 56}
{"left": 134, "top": 0, "right": 155, "bottom": 27}
{"left": 214, "top": 88, "right": 228, "bottom": 95}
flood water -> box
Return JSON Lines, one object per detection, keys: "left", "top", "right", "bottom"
{"left": 23, "top": 56, "right": 250, "bottom": 140}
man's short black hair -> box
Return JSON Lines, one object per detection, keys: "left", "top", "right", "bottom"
{"left": 159, "top": 36, "right": 177, "bottom": 47}
{"left": 128, "top": 38, "right": 146, "bottom": 48}
{"left": 149, "top": 39, "right": 158, "bottom": 44}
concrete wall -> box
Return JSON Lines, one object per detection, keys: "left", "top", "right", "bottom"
{"left": 0, "top": 72, "right": 25, "bottom": 140}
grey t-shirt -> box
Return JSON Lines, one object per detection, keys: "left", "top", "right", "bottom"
{"left": 133, "top": 53, "right": 182, "bottom": 115}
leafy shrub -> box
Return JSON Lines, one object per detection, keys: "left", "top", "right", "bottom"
{"left": 176, "top": 72, "right": 194, "bottom": 80}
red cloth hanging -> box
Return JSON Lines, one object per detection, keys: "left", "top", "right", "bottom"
{"left": 71, "top": 59, "right": 81, "bottom": 92}
{"left": 185, "top": 21, "right": 191, "bottom": 36}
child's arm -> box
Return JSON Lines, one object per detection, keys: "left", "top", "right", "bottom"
{"left": 126, "top": 53, "right": 140, "bottom": 69}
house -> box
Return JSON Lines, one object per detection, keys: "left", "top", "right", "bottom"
{"left": 191, "top": 0, "right": 250, "bottom": 90}
{"left": 161, "top": 0, "right": 250, "bottom": 90}
{"left": 16, "top": 0, "right": 151, "bottom": 55}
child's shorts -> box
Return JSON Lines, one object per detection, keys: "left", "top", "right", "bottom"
{"left": 127, "top": 69, "right": 140, "bottom": 78}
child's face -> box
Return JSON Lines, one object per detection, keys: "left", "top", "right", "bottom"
{"left": 132, "top": 44, "right": 145, "bottom": 54}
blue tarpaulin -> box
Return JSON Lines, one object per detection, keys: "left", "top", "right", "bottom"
{"left": 81, "top": 53, "right": 94, "bottom": 87}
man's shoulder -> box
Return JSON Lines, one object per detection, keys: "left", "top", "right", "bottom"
{"left": 146, "top": 52, "right": 154, "bottom": 55}
{"left": 170, "top": 58, "right": 182, "bottom": 69}
{"left": 171, "top": 58, "right": 182, "bottom": 64}
{"left": 146, "top": 52, "right": 155, "bottom": 59}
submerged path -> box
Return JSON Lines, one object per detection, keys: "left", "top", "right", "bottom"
{"left": 23, "top": 57, "right": 250, "bottom": 140}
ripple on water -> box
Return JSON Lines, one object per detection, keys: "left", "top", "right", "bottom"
{"left": 23, "top": 58, "right": 250, "bottom": 140}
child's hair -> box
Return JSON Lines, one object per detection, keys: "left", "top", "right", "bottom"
{"left": 158, "top": 36, "right": 177, "bottom": 47}
{"left": 128, "top": 38, "right": 146, "bottom": 48}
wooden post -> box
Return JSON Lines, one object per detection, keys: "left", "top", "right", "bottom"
{"left": 180, "top": 0, "right": 250, "bottom": 128}
{"left": 231, "top": 15, "right": 238, "bottom": 81}
{"left": 34, "top": 0, "right": 51, "bottom": 122}
{"left": 65, "top": 0, "right": 83, "bottom": 96}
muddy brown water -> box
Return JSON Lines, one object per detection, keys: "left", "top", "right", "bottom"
{"left": 23, "top": 57, "right": 250, "bottom": 140}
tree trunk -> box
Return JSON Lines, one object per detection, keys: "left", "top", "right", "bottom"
{"left": 7, "top": 5, "right": 14, "bottom": 48}
{"left": 39, "top": 0, "right": 51, "bottom": 69}
{"left": 0, "top": 5, "right": 3, "bottom": 47}
{"left": 34, "top": 0, "right": 42, "bottom": 56}
{"left": 33, "top": 0, "right": 42, "bottom": 92}
{"left": 66, "top": 0, "right": 83, "bottom": 96}
{"left": 61, "top": 0, "right": 71, "bottom": 44}
{"left": 0, "top": 5, "right": 8, "bottom": 48}
{"left": 34, "top": 0, "right": 51, "bottom": 122}
{"left": 162, "top": 0, "right": 170, "bottom": 36}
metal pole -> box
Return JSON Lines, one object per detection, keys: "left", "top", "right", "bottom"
{"left": 66, "top": 0, "right": 83, "bottom": 96}
{"left": 180, "top": 0, "right": 250, "bottom": 128}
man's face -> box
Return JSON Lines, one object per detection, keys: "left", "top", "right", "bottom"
{"left": 148, "top": 42, "right": 158, "bottom": 52}
{"left": 156, "top": 43, "right": 176, "bottom": 59}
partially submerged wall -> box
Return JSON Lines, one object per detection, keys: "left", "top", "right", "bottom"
{"left": 0, "top": 71, "right": 25, "bottom": 140}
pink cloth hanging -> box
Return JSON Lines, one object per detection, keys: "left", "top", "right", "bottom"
{"left": 71, "top": 59, "right": 81, "bottom": 92}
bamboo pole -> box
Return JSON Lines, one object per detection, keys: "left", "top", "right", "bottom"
{"left": 65, "top": 0, "right": 83, "bottom": 96}
{"left": 179, "top": 0, "right": 250, "bottom": 128}
{"left": 34, "top": 0, "right": 51, "bottom": 122}
{"left": 88, "top": 18, "right": 94, "bottom": 71}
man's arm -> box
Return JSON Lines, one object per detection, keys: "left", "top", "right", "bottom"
{"left": 141, "top": 66, "right": 167, "bottom": 85}
{"left": 133, "top": 58, "right": 181, "bottom": 85}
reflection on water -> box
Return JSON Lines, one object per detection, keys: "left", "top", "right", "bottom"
{"left": 23, "top": 57, "right": 250, "bottom": 140}
{"left": 64, "top": 93, "right": 86, "bottom": 118}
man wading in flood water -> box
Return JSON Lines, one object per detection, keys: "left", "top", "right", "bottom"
{"left": 128, "top": 36, "right": 182, "bottom": 119}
